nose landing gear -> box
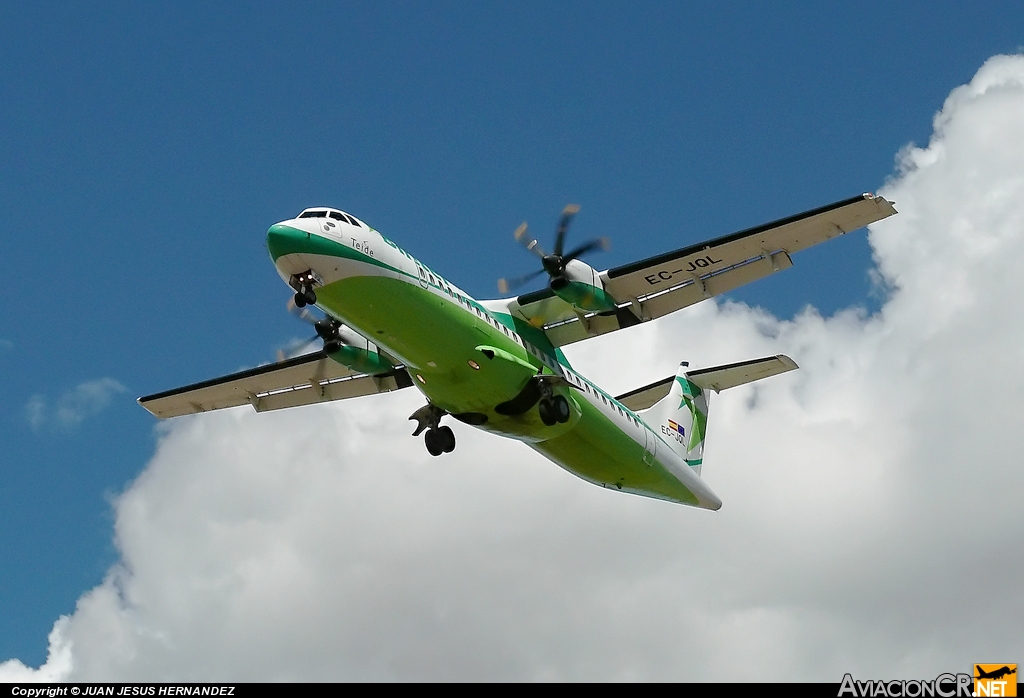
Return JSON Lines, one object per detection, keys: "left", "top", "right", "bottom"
{"left": 293, "top": 288, "right": 316, "bottom": 308}
{"left": 409, "top": 403, "right": 456, "bottom": 456}
{"left": 289, "top": 270, "right": 319, "bottom": 308}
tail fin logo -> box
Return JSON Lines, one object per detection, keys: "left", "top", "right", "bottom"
{"left": 677, "top": 376, "right": 707, "bottom": 452}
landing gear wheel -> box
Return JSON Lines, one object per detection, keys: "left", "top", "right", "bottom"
{"left": 424, "top": 428, "right": 444, "bottom": 457}
{"left": 293, "top": 287, "right": 316, "bottom": 307}
{"left": 437, "top": 425, "right": 456, "bottom": 453}
{"left": 538, "top": 398, "right": 556, "bottom": 426}
{"left": 553, "top": 395, "right": 570, "bottom": 424}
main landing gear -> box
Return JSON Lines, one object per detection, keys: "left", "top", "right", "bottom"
{"left": 409, "top": 403, "right": 456, "bottom": 457}
{"left": 537, "top": 377, "right": 570, "bottom": 427}
{"left": 494, "top": 372, "right": 573, "bottom": 427}
{"left": 424, "top": 425, "right": 456, "bottom": 457}
{"left": 538, "top": 394, "right": 570, "bottom": 426}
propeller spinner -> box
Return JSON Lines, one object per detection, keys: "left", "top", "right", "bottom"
{"left": 284, "top": 298, "right": 397, "bottom": 375}
{"left": 287, "top": 298, "right": 344, "bottom": 353}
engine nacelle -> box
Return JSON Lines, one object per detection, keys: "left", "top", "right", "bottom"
{"left": 551, "top": 259, "right": 618, "bottom": 313}
{"left": 326, "top": 325, "right": 396, "bottom": 375}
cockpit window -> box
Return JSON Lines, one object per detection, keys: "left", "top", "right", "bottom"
{"left": 298, "top": 208, "right": 362, "bottom": 226}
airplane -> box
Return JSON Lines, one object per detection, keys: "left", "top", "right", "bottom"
{"left": 139, "top": 194, "right": 897, "bottom": 509}
{"left": 975, "top": 666, "right": 1016, "bottom": 681}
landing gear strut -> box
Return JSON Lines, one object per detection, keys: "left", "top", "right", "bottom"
{"left": 409, "top": 403, "right": 456, "bottom": 456}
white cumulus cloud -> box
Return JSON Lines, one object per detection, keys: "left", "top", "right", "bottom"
{"left": 4, "top": 54, "right": 1024, "bottom": 681}
{"left": 25, "top": 378, "right": 127, "bottom": 433}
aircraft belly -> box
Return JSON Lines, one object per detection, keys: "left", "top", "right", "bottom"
{"left": 314, "top": 273, "right": 541, "bottom": 410}
{"left": 531, "top": 397, "right": 720, "bottom": 508}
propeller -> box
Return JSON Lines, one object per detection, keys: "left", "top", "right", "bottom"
{"left": 285, "top": 298, "right": 344, "bottom": 355}
{"left": 498, "top": 204, "right": 609, "bottom": 294}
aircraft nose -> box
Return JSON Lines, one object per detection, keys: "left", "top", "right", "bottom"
{"left": 266, "top": 223, "right": 311, "bottom": 262}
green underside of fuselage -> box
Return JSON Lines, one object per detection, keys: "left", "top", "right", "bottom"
{"left": 532, "top": 402, "right": 700, "bottom": 505}
{"left": 315, "top": 272, "right": 698, "bottom": 505}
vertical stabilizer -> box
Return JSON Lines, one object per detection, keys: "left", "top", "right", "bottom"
{"left": 638, "top": 355, "right": 798, "bottom": 477}
{"left": 639, "top": 364, "right": 710, "bottom": 475}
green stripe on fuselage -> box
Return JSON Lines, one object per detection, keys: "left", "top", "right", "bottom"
{"left": 267, "top": 223, "right": 407, "bottom": 278}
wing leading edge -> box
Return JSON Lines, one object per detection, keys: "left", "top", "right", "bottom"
{"left": 511, "top": 193, "right": 897, "bottom": 347}
{"left": 138, "top": 350, "right": 414, "bottom": 419}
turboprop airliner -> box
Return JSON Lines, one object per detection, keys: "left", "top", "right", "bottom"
{"left": 139, "top": 194, "right": 897, "bottom": 508}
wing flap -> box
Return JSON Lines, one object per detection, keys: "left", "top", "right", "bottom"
{"left": 633, "top": 250, "right": 794, "bottom": 323}
{"left": 138, "top": 351, "right": 413, "bottom": 419}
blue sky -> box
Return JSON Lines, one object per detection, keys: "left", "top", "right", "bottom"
{"left": 1, "top": 2, "right": 1021, "bottom": 670}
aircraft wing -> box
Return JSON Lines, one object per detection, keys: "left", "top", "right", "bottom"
{"left": 138, "top": 350, "right": 414, "bottom": 419}
{"left": 510, "top": 194, "right": 897, "bottom": 347}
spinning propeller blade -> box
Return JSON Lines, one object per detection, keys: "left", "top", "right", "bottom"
{"left": 498, "top": 204, "right": 609, "bottom": 293}
{"left": 553, "top": 204, "right": 579, "bottom": 257}
{"left": 285, "top": 298, "right": 341, "bottom": 353}
{"left": 498, "top": 268, "right": 547, "bottom": 294}
{"left": 513, "top": 222, "right": 547, "bottom": 259}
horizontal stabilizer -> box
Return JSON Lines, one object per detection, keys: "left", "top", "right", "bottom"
{"left": 686, "top": 355, "right": 798, "bottom": 393}
{"left": 616, "top": 376, "right": 675, "bottom": 412}
{"left": 139, "top": 350, "right": 413, "bottom": 419}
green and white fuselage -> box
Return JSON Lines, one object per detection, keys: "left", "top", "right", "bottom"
{"left": 139, "top": 195, "right": 898, "bottom": 510}
{"left": 266, "top": 211, "right": 721, "bottom": 508}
